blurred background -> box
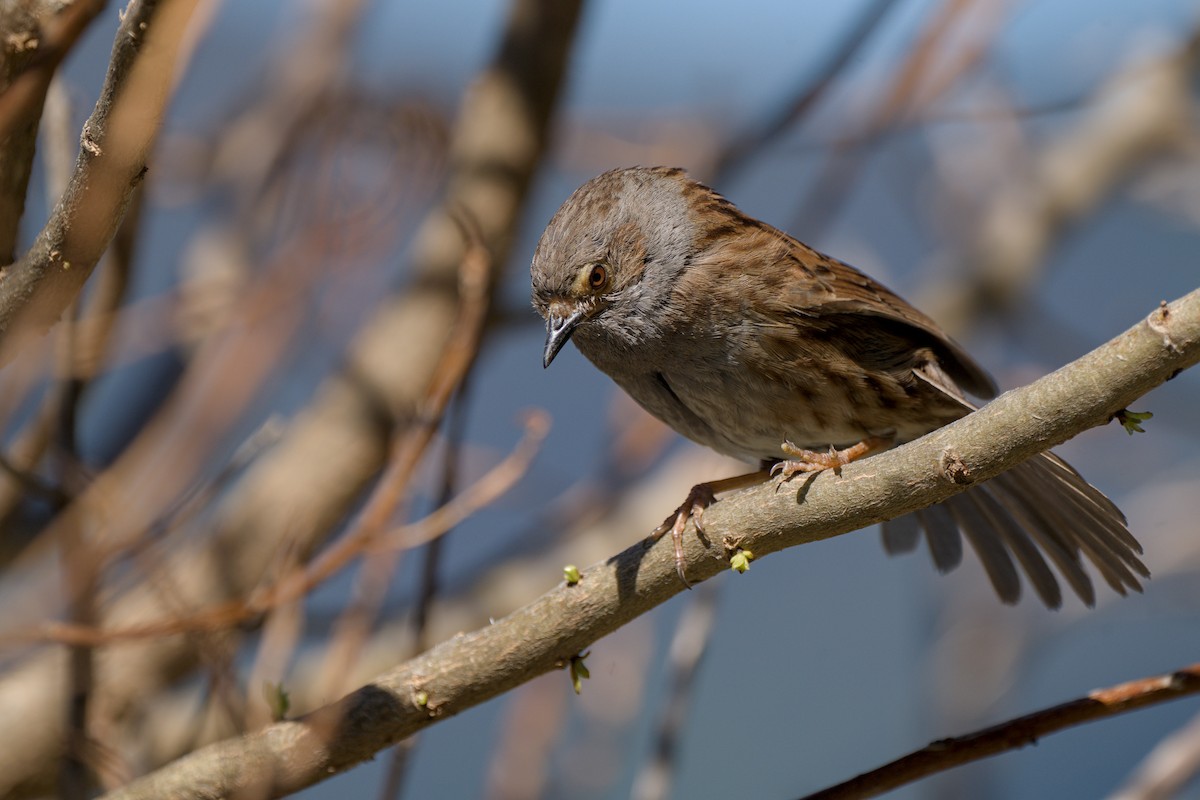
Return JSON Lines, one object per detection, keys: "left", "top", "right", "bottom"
{"left": 1, "top": 0, "right": 1199, "bottom": 798}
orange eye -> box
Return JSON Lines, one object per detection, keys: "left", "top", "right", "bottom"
{"left": 588, "top": 264, "right": 607, "bottom": 290}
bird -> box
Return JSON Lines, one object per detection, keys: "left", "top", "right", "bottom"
{"left": 530, "top": 166, "right": 1147, "bottom": 607}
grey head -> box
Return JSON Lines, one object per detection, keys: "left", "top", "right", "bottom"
{"left": 531, "top": 167, "right": 699, "bottom": 368}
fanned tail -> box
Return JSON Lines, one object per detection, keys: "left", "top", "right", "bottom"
{"left": 881, "top": 451, "right": 1147, "bottom": 608}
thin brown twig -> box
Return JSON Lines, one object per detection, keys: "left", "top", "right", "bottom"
{"left": 714, "top": 0, "right": 898, "bottom": 177}
{"left": 412, "top": 381, "right": 472, "bottom": 649}
{"left": 0, "top": 399, "right": 547, "bottom": 648}
{"left": 301, "top": 221, "right": 493, "bottom": 576}
{"left": 799, "top": 664, "right": 1200, "bottom": 800}
{"left": 794, "top": 0, "right": 995, "bottom": 233}
{"left": 372, "top": 410, "right": 549, "bottom": 555}
{"left": 369, "top": 378, "right": 478, "bottom": 800}
{"left": 58, "top": 511, "right": 97, "bottom": 800}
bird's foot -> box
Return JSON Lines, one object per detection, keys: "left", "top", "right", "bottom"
{"left": 650, "top": 483, "right": 717, "bottom": 589}
{"left": 772, "top": 436, "right": 892, "bottom": 481}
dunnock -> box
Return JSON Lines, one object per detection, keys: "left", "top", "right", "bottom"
{"left": 531, "top": 166, "right": 1146, "bottom": 607}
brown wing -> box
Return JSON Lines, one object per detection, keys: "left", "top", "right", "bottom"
{"left": 704, "top": 211, "right": 998, "bottom": 399}
{"left": 680, "top": 175, "right": 997, "bottom": 399}
{"left": 783, "top": 239, "right": 996, "bottom": 399}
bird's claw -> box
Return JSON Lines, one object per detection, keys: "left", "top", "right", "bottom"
{"left": 650, "top": 483, "right": 717, "bottom": 588}
{"left": 772, "top": 437, "right": 892, "bottom": 485}
{"left": 771, "top": 441, "right": 843, "bottom": 483}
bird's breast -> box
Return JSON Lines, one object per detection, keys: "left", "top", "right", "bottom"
{"left": 573, "top": 321, "right": 910, "bottom": 462}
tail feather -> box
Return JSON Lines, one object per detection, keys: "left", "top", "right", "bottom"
{"left": 968, "top": 488, "right": 1062, "bottom": 608}
{"left": 1002, "top": 457, "right": 1147, "bottom": 593}
{"left": 985, "top": 474, "right": 1096, "bottom": 605}
{"left": 915, "top": 503, "right": 964, "bottom": 573}
{"left": 880, "top": 511, "right": 920, "bottom": 553}
{"left": 942, "top": 494, "right": 1022, "bottom": 604}
{"left": 881, "top": 451, "right": 1147, "bottom": 607}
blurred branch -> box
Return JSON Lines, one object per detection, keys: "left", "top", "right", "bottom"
{"left": 373, "top": 383, "right": 474, "bottom": 800}
{"left": 99, "top": 290, "right": 1200, "bottom": 799}
{"left": 0, "top": 0, "right": 107, "bottom": 264}
{"left": 483, "top": 674, "right": 569, "bottom": 800}
{"left": 631, "top": 580, "right": 720, "bottom": 800}
{"left": 0, "top": 208, "right": 533, "bottom": 656}
{"left": 803, "top": 663, "right": 1200, "bottom": 800}
{"left": 0, "top": 0, "right": 584, "bottom": 794}
{"left": 0, "top": 404, "right": 547, "bottom": 646}
{"left": 795, "top": 0, "right": 996, "bottom": 233}
{"left": 924, "top": 30, "right": 1200, "bottom": 331}
{"left": 205, "top": 0, "right": 368, "bottom": 205}
{"left": 219, "top": 226, "right": 498, "bottom": 639}
{"left": 0, "top": 185, "right": 140, "bottom": 564}
{"left": 0, "top": 0, "right": 199, "bottom": 355}
{"left": 713, "top": 0, "right": 897, "bottom": 177}
{"left": 158, "top": 0, "right": 581, "bottom": 635}
{"left": 1108, "top": 707, "right": 1200, "bottom": 800}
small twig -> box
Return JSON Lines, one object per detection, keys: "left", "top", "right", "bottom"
{"left": 800, "top": 664, "right": 1200, "bottom": 800}
{"left": 102, "top": 416, "right": 284, "bottom": 563}
{"left": 375, "top": 378, "right": 478, "bottom": 800}
{"left": 376, "top": 739, "right": 419, "bottom": 800}
{"left": 373, "top": 409, "right": 549, "bottom": 555}
{"left": 263, "top": 219, "right": 494, "bottom": 611}
{"left": 411, "top": 380, "right": 472, "bottom": 651}
{"left": 0, "top": 406, "right": 547, "bottom": 648}
{"left": 794, "top": 0, "right": 997, "bottom": 234}
{"left": 58, "top": 516, "right": 98, "bottom": 800}
{"left": 714, "top": 0, "right": 898, "bottom": 176}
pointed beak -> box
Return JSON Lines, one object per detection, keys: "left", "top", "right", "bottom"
{"left": 543, "top": 307, "right": 586, "bottom": 368}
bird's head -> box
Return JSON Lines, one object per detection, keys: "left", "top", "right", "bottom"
{"left": 531, "top": 166, "right": 697, "bottom": 367}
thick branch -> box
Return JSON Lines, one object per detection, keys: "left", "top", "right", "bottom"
{"left": 101, "top": 290, "right": 1200, "bottom": 799}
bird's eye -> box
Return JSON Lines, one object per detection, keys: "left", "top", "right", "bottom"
{"left": 587, "top": 264, "right": 607, "bottom": 291}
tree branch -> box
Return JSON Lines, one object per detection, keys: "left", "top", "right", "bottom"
{"left": 801, "top": 663, "right": 1200, "bottom": 800}
{"left": 100, "top": 289, "right": 1200, "bottom": 799}
{"left": 0, "top": 0, "right": 107, "bottom": 265}
{"left": 0, "top": 0, "right": 200, "bottom": 352}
